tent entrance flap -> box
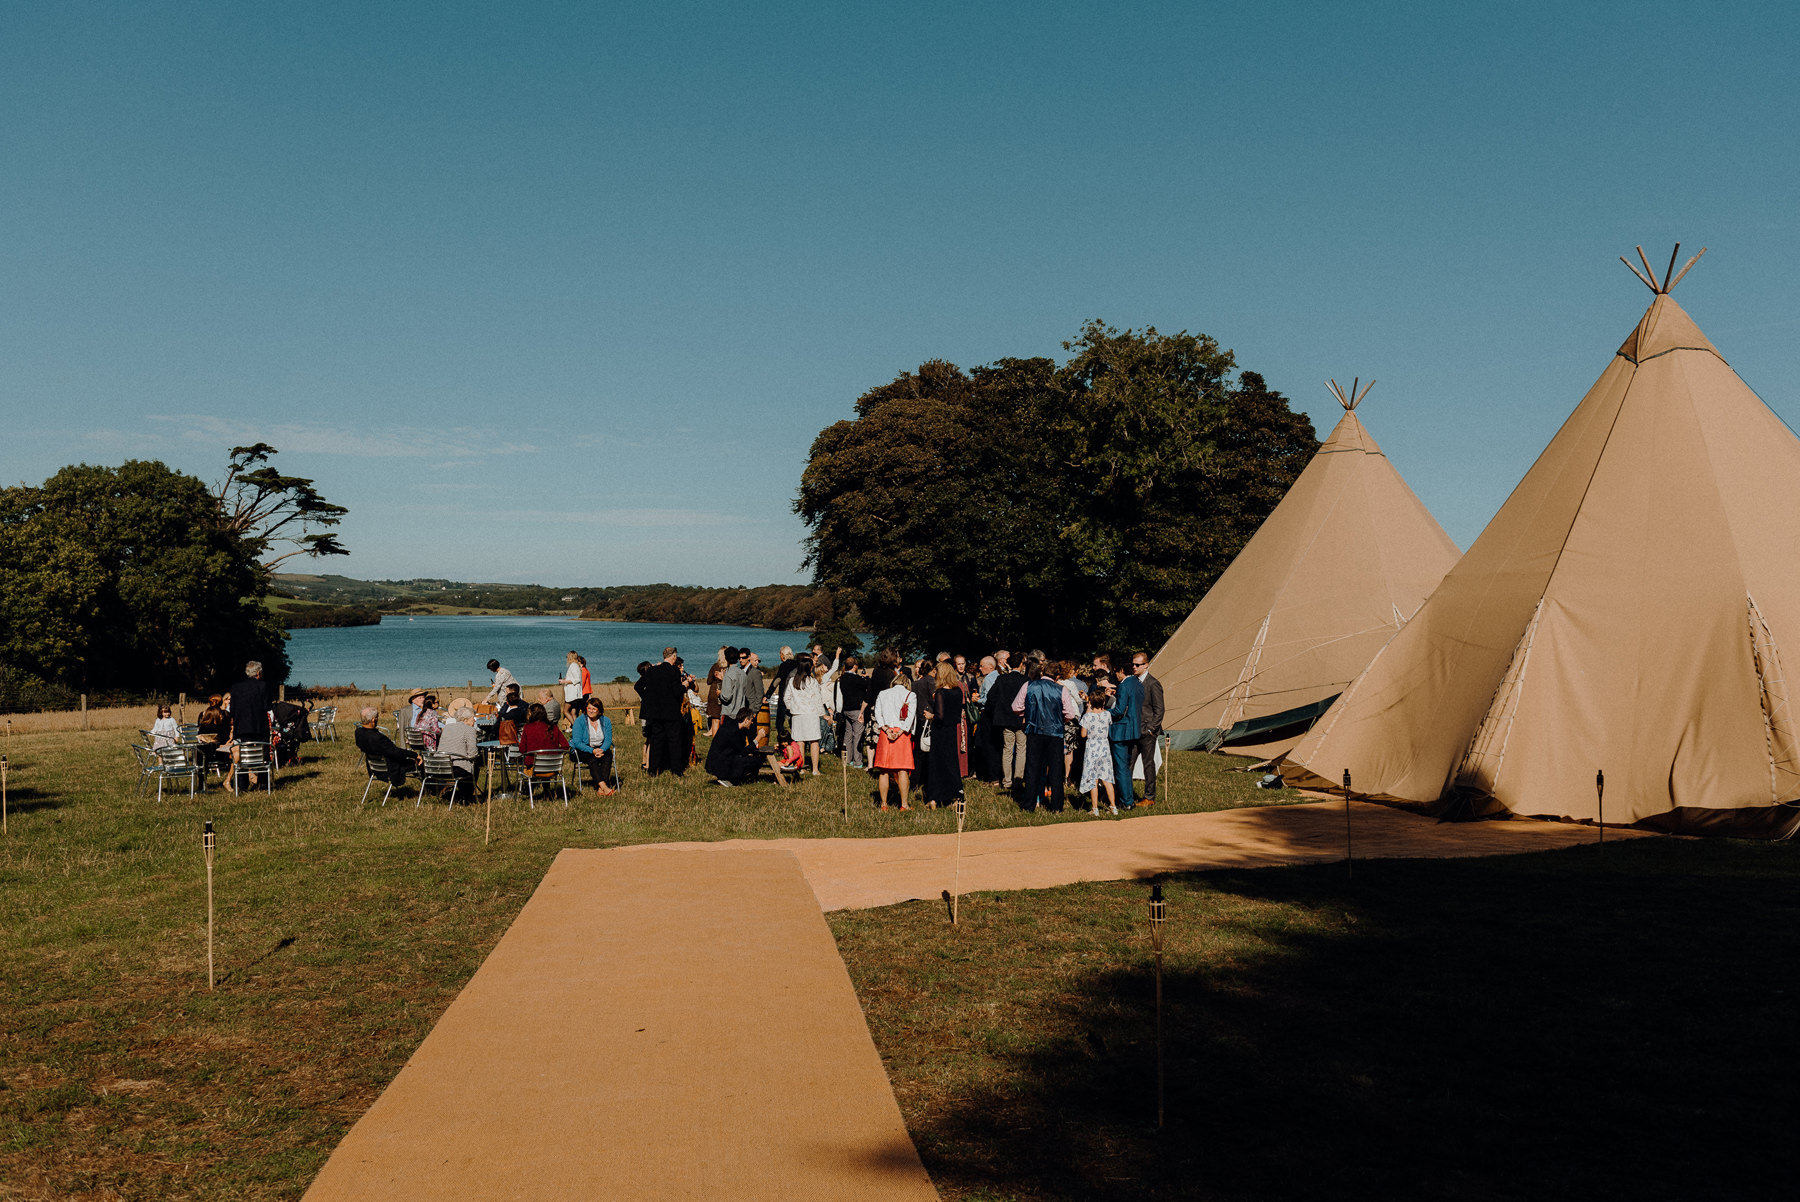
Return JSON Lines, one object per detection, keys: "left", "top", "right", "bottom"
{"left": 1171, "top": 694, "right": 1341, "bottom": 753}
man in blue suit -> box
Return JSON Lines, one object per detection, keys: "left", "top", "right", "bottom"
{"left": 1108, "top": 666, "right": 1144, "bottom": 810}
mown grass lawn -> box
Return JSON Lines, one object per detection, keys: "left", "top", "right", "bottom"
{"left": 0, "top": 719, "right": 1278, "bottom": 1199}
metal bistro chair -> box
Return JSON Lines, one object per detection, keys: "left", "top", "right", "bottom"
{"left": 522, "top": 749, "right": 569, "bottom": 808}
{"left": 403, "top": 727, "right": 428, "bottom": 757}
{"left": 177, "top": 723, "right": 200, "bottom": 742}
{"left": 155, "top": 744, "right": 205, "bottom": 799}
{"left": 130, "top": 744, "right": 167, "bottom": 798}
{"left": 229, "top": 742, "right": 274, "bottom": 794}
{"left": 311, "top": 705, "right": 339, "bottom": 741}
{"left": 360, "top": 753, "right": 404, "bottom": 806}
{"left": 416, "top": 752, "right": 461, "bottom": 809}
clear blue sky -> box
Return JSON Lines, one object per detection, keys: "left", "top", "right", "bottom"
{"left": 5, "top": 1, "right": 1797, "bottom": 586}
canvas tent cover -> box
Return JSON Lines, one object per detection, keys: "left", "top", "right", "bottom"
{"left": 1285, "top": 273, "right": 1800, "bottom": 838}
{"left": 1153, "top": 384, "right": 1459, "bottom": 751}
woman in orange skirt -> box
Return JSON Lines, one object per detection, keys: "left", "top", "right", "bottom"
{"left": 870, "top": 663, "right": 915, "bottom": 810}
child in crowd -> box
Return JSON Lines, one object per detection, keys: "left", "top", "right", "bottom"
{"left": 1078, "top": 675, "right": 1118, "bottom": 815}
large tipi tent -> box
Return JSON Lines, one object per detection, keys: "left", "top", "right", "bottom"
{"left": 1151, "top": 379, "right": 1460, "bottom": 756}
{"left": 1284, "top": 247, "right": 1800, "bottom": 838}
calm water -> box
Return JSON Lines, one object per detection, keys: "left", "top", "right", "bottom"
{"left": 284, "top": 615, "right": 828, "bottom": 689}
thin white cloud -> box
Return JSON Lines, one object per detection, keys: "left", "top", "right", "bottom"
{"left": 139, "top": 413, "right": 557, "bottom": 460}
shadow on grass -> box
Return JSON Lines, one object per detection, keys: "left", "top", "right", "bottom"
{"left": 901, "top": 840, "right": 1800, "bottom": 1202}
{"left": 0, "top": 785, "right": 60, "bottom": 814}
{"left": 216, "top": 935, "right": 297, "bottom": 987}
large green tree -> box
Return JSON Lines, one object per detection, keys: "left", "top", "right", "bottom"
{"left": 0, "top": 460, "right": 291, "bottom": 694}
{"left": 796, "top": 322, "right": 1319, "bottom": 656}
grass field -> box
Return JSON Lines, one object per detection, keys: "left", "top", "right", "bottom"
{"left": 0, "top": 717, "right": 1281, "bottom": 1200}
{"left": 3, "top": 717, "right": 1794, "bottom": 1200}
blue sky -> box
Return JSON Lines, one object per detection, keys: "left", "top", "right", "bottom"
{"left": 4, "top": 1, "right": 1797, "bottom": 585}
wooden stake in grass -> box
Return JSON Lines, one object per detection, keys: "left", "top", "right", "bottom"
{"left": 2, "top": 754, "right": 9, "bottom": 836}
{"left": 485, "top": 749, "right": 493, "bottom": 847}
{"left": 951, "top": 795, "right": 967, "bottom": 925}
{"left": 1596, "top": 768, "right": 1605, "bottom": 852}
{"left": 841, "top": 743, "right": 848, "bottom": 823}
{"left": 203, "top": 819, "right": 216, "bottom": 991}
{"left": 1342, "top": 769, "right": 1354, "bottom": 881}
{"left": 1148, "top": 882, "right": 1166, "bottom": 1130}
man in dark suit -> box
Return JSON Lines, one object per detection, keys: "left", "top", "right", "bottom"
{"left": 1107, "top": 665, "right": 1144, "bottom": 810}
{"left": 638, "top": 646, "right": 688, "bottom": 776}
{"left": 985, "top": 660, "right": 1028, "bottom": 789}
{"left": 1128, "top": 652, "right": 1165, "bottom": 805}
{"left": 226, "top": 660, "right": 272, "bottom": 790}
{"left": 354, "top": 706, "right": 417, "bottom": 784}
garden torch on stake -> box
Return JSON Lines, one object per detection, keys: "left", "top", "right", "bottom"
{"left": 203, "top": 819, "right": 216, "bottom": 991}
{"left": 951, "top": 796, "right": 967, "bottom": 925}
{"left": 1149, "top": 882, "right": 1167, "bottom": 1130}
{"left": 1342, "top": 769, "right": 1354, "bottom": 881}
{"left": 2, "top": 754, "right": 9, "bottom": 836}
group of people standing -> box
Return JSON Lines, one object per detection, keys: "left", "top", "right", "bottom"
{"left": 689, "top": 642, "right": 1164, "bottom": 814}
{"left": 455, "top": 641, "right": 1167, "bottom": 817}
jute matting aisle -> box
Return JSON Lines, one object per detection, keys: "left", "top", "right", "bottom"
{"left": 303, "top": 846, "right": 939, "bottom": 1202}
{"left": 305, "top": 802, "right": 1647, "bottom": 1199}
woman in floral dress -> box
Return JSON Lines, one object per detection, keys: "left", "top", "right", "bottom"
{"left": 1078, "top": 676, "right": 1118, "bottom": 815}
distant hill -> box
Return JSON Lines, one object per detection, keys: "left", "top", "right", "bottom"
{"left": 271, "top": 574, "right": 858, "bottom": 635}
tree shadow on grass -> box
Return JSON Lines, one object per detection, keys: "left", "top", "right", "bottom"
{"left": 912, "top": 841, "right": 1800, "bottom": 1202}
{"left": 0, "top": 784, "right": 62, "bottom": 814}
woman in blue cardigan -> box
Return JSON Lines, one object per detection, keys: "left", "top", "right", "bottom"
{"left": 569, "top": 698, "right": 617, "bottom": 795}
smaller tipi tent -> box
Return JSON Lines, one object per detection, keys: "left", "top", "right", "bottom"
{"left": 1283, "top": 247, "right": 1800, "bottom": 838}
{"left": 1151, "top": 380, "right": 1459, "bottom": 755}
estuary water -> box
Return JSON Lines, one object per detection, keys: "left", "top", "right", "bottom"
{"left": 284, "top": 615, "right": 825, "bottom": 689}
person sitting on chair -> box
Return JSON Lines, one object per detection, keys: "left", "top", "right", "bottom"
{"left": 517, "top": 702, "right": 569, "bottom": 770}
{"left": 438, "top": 702, "right": 479, "bottom": 793}
{"left": 569, "top": 698, "right": 616, "bottom": 795}
{"left": 355, "top": 706, "right": 417, "bottom": 784}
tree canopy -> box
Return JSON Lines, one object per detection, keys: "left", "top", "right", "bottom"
{"left": 1, "top": 459, "right": 298, "bottom": 698}
{"left": 796, "top": 322, "right": 1318, "bottom": 656}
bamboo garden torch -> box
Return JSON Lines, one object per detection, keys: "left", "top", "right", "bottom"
{"left": 951, "top": 795, "right": 967, "bottom": 925}
{"left": 2, "top": 754, "right": 9, "bottom": 836}
{"left": 1148, "top": 882, "right": 1167, "bottom": 1130}
{"left": 203, "top": 819, "right": 216, "bottom": 991}
{"left": 1342, "top": 769, "right": 1354, "bottom": 881}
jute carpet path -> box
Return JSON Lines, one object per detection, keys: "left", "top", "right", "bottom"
{"left": 303, "top": 846, "right": 938, "bottom": 1202}
{"left": 658, "top": 800, "right": 1653, "bottom": 910}
{"left": 304, "top": 802, "right": 1646, "bottom": 1199}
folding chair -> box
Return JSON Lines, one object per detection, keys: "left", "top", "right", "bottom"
{"left": 522, "top": 749, "right": 569, "bottom": 808}
{"left": 360, "top": 753, "right": 403, "bottom": 806}
{"left": 229, "top": 742, "right": 274, "bottom": 794}
{"left": 416, "top": 753, "right": 461, "bottom": 809}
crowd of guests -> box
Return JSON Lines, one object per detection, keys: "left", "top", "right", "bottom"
{"left": 694, "top": 642, "right": 1166, "bottom": 814}
{"left": 260, "top": 640, "right": 1168, "bottom": 815}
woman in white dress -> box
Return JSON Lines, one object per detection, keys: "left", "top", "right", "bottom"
{"left": 783, "top": 653, "right": 831, "bottom": 775}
